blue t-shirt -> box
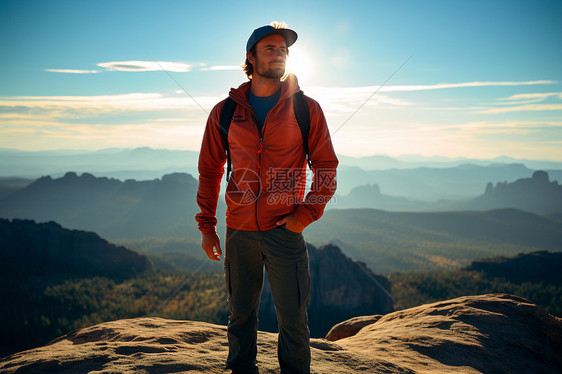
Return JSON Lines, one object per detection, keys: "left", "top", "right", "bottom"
{"left": 247, "top": 88, "right": 281, "bottom": 132}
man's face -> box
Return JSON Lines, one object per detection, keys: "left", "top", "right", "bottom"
{"left": 249, "top": 34, "right": 287, "bottom": 79}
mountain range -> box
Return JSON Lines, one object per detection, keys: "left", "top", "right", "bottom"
{"left": 2, "top": 147, "right": 562, "bottom": 201}
{"left": 335, "top": 170, "right": 562, "bottom": 213}
{"left": 2, "top": 147, "right": 561, "bottom": 176}
{"left": 0, "top": 172, "right": 205, "bottom": 239}
{"left": 0, "top": 147, "right": 200, "bottom": 180}
{"left": 336, "top": 162, "right": 562, "bottom": 199}
{"left": 1, "top": 171, "right": 561, "bottom": 273}
{"left": 2, "top": 168, "right": 561, "bottom": 230}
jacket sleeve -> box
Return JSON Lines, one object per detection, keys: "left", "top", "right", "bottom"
{"left": 293, "top": 98, "right": 338, "bottom": 227}
{"left": 195, "top": 102, "right": 227, "bottom": 234}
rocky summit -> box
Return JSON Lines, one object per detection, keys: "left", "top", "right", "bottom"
{"left": 1, "top": 293, "right": 561, "bottom": 373}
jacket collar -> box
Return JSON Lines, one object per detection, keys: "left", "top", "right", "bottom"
{"left": 229, "top": 73, "right": 301, "bottom": 106}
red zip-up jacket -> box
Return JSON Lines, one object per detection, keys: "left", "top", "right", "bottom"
{"left": 195, "top": 74, "right": 338, "bottom": 234}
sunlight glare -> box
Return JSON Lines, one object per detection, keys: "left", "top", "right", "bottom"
{"left": 286, "top": 45, "right": 316, "bottom": 84}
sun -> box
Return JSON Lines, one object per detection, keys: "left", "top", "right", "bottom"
{"left": 285, "top": 45, "right": 315, "bottom": 83}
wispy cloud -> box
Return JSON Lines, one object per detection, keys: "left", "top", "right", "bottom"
{"left": 480, "top": 91, "right": 562, "bottom": 113}
{"left": 200, "top": 65, "right": 241, "bottom": 71}
{"left": 307, "top": 80, "right": 557, "bottom": 116}
{"left": 0, "top": 119, "right": 207, "bottom": 151}
{"left": 311, "top": 80, "right": 555, "bottom": 96}
{"left": 45, "top": 69, "right": 102, "bottom": 74}
{"left": 97, "top": 61, "right": 192, "bottom": 72}
{"left": 380, "top": 80, "right": 556, "bottom": 92}
{"left": 308, "top": 88, "right": 413, "bottom": 116}
{"left": 500, "top": 92, "right": 562, "bottom": 101}
{"left": 46, "top": 61, "right": 243, "bottom": 74}
{"left": 3, "top": 80, "right": 557, "bottom": 120}
{"left": 417, "top": 120, "right": 562, "bottom": 133}
{"left": 0, "top": 92, "right": 222, "bottom": 119}
{"left": 481, "top": 104, "right": 562, "bottom": 113}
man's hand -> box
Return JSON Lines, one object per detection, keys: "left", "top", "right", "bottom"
{"left": 201, "top": 232, "right": 222, "bottom": 261}
{"left": 276, "top": 214, "right": 305, "bottom": 233}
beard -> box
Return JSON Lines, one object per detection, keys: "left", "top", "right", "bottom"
{"left": 254, "top": 56, "right": 285, "bottom": 79}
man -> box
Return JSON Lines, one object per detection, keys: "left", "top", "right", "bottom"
{"left": 195, "top": 23, "right": 338, "bottom": 374}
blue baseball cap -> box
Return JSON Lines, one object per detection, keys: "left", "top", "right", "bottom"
{"left": 246, "top": 25, "right": 298, "bottom": 52}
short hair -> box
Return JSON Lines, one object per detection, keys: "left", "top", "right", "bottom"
{"left": 242, "top": 44, "right": 290, "bottom": 80}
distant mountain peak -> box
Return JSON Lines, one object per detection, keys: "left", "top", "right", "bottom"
{"left": 473, "top": 171, "right": 562, "bottom": 214}
{"left": 532, "top": 170, "right": 549, "bottom": 183}
{"left": 161, "top": 172, "right": 197, "bottom": 184}
{"left": 349, "top": 183, "right": 382, "bottom": 196}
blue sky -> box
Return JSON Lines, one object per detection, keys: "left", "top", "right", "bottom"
{"left": 1, "top": 0, "right": 561, "bottom": 160}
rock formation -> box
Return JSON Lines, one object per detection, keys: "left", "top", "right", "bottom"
{"left": 469, "top": 170, "right": 562, "bottom": 213}
{"left": 0, "top": 218, "right": 153, "bottom": 279}
{"left": 2, "top": 294, "right": 560, "bottom": 373}
{"left": 334, "top": 183, "right": 436, "bottom": 211}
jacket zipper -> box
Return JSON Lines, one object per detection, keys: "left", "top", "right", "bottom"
{"left": 256, "top": 99, "right": 284, "bottom": 231}
{"left": 253, "top": 113, "right": 262, "bottom": 231}
{"left": 240, "top": 91, "right": 284, "bottom": 231}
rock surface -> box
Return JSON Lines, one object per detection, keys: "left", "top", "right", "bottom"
{"left": 1, "top": 294, "right": 561, "bottom": 373}
{"left": 325, "top": 315, "right": 383, "bottom": 342}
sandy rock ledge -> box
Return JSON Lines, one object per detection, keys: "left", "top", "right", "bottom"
{"left": 1, "top": 293, "right": 561, "bottom": 373}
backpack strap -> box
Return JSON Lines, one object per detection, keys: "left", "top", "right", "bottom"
{"left": 292, "top": 91, "right": 312, "bottom": 169}
{"left": 219, "top": 97, "right": 237, "bottom": 182}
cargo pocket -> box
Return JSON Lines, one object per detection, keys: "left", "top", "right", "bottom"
{"left": 296, "top": 261, "right": 311, "bottom": 309}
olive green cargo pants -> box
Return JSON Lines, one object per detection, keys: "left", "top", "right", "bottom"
{"left": 225, "top": 226, "right": 311, "bottom": 374}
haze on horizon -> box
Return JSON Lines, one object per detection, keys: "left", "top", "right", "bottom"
{"left": 1, "top": 0, "right": 561, "bottom": 161}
